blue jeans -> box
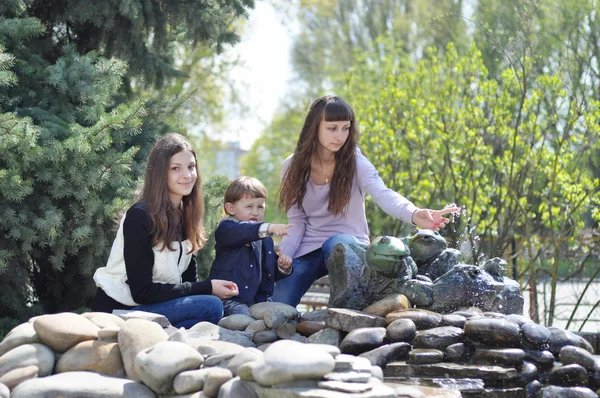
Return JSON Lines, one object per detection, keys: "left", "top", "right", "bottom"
{"left": 222, "top": 299, "right": 252, "bottom": 317}
{"left": 135, "top": 295, "right": 224, "bottom": 329}
{"left": 271, "top": 234, "right": 361, "bottom": 307}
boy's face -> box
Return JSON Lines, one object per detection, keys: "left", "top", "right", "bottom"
{"left": 225, "top": 195, "right": 266, "bottom": 222}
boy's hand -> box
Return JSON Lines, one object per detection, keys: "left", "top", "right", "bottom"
{"left": 211, "top": 279, "right": 239, "bottom": 299}
{"left": 268, "top": 223, "right": 292, "bottom": 236}
{"left": 277, "top": 248, "right": 292, "bottom": 269}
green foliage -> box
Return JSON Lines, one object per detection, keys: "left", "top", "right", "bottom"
{"left": 196, "top": 175, "right": 231, "bottom": 279}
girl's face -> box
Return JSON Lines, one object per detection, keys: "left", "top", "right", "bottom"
{"left": 317, "top": 118, "right": 351, "bottom": 154}
{"left": 167, "top": 149, "right": 197, "bottom": 207}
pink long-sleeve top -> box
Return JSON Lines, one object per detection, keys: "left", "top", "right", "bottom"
{"left": 278, "top": 149, "right": 418, "bottom": 259}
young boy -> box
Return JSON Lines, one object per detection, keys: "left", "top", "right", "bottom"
{"left": 209, "top": 176, "right": 293, "bottom": 317}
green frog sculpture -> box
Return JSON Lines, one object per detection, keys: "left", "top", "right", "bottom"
{"left": 327, "top": 231, "right": 524, "bottom": 314}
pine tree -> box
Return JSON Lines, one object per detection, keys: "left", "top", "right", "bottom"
{"left": 0, "top": 0, "right": 254, "bottom": 327}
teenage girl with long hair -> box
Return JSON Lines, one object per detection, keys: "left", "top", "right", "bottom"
{"left": 271, "top": 96, "right": 459, "bottom": 307}
{"left": 91, "top": 133, "right": 238, "bottom": 327}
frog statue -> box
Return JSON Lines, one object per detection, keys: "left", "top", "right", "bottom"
{"left": 406, "top": 228, "right": 461, "bottom": 281}
{"left": 327, "top": 231, "right": 524, "bottom": 314}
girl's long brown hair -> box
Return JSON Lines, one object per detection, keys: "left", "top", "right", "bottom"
{"left": 140, "top": 133, "right": 206, "bottom": 253}
{"left": 279, "top": 96, "right": 358, "bottom": 215}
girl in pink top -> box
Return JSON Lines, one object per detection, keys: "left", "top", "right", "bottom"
{"left": 271, "top": 95, "right": 459, "bottom": 307}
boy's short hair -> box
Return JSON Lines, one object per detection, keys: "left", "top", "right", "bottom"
{"left": 224, "top": 176, "right": 267, "bottom": 213}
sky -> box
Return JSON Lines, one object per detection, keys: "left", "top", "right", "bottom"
{"left": 218, "top": 1, "right": 296, "bottom": 150}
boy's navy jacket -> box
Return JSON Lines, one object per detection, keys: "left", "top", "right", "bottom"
{"left": 209, "top": 218, "right": 291, "bottom": 306}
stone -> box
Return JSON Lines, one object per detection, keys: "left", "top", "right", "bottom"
{"left": 264, "top": 305, "right": 297, "bottom": 328}
{"left": 325, "top": 308, "right": 386, "bottom": 333}
{"left": 537, "top": 385, "right": 597, "bottom": 397}
{"left": 218, "top": 314, "right": 256, "bottom": 331}
{"left": 521, "top": 322, "right": 550, "bottom": 349}
{"left": 332, "top": 354, "right": 372, "bottom": 372}
{"left": 134, "top": 340, "right": 204, "bottom": 395}
{"left": 339, "top": 327, "right": 387, "bottom": 355}
{"left": 251, "top": 340, "right": 335, "bottom": 386}
{"left": 362, "top": 294, "right": 410, "bottom": 317}
{"left": 226, "top": 348, "right": 264, "bottom": 376}
{"left": 296, "top": 321, "right": 326, "bottom": 337}
{"left": 81, "top": 312, "right": 126, "bottom": 329}
{"left": 10, "top": 371, "right": 154, "bottom": 398}
{"left": 97, "top": 327, "right": 119, "bottom": 340}
{"left": 522, "top": 349, "right": 555, "bottom": 369}
{"left": 204, "top": 352, "right": 236, "bottom": 367}
{"left": 318, "top": 380, "right": 373, "bottom": 393}
{"left": 386, "top": 318, "right": 417, "bottom": 343}
{"left": 275, "top": 321, "right": 297, "bottom": 339}
{"left": 217, "top": 377, "right": 258, "bottom": 398}
{"left": 0, "top": 323, "right": 40, "bottom": 358}
{"left": 0, "top": 365, "right": 38, "bottom": 390}
{"left": 548, "top": 327, "right": 594, "bottom": 355}
{"left": 55, "top": 340, "right": 125, "bottom": 377}
{"left": 463, "top": 318, "right": 521, "bottom": 347}
{"left": 112, "top": 309, "right": 171, "bottom": 327}
{"left": 407, "top": 349, "right": 444, "bottom": 365}
{"left": 358, "top": 342, "right": 412, "bottom": 368}
{"left": 385, "top": 361, "right": 520, "bottom": 381}
{"left": 408, "top": 229, "right": 460, "bottom": 281}
{"left": 32, "top": 313, "right": 99, "bottom": 353}
{"left": 299, "top": 310, "right": 328, "bottom": 323}
{"left": 249, "top": 302, "right": 297, "bottom": 322}
{"left": 0, "top": 343, "right": 54, "bottom": 378}
{"left": 252, "top": 330, "right": 278, "bottom": 345}
{"left": 245, "top": 320, "right": 267, "bottom": 333}
{"left": 505, "top": 314, "right": 532, "bottom": 327}
{"left": 560, "top": 345, "right": 597, "bottom": 371}
{"left": 192, "top": 340, "right": 244, "bottom": 357}
{"left": 189, "top": 322, "right": 255, "bottom": 347}
{"left": 173, "top": 368, "right": 212, "bottom": 394}
{"left": 307, "top": 328, "right": 344, "bottom": 346}
{"left": 203, "top": 368, "right": 234, "bottom": 397}
{"left": 385, "top": 309, "right": 442, "bottom": 330}
{"left": 471, "top": 348, "right": 526, "bottom": 367}
{"left": 0, "top": 383, "right": 8, "bottom": 398}
{"left": 549, "top": 363, "right": 589, "bottom": 387}
{"left": 242, "top": 378, "right": 397, "bottom": 397}
{"left": 441, "top": 314, "right": 467, "bottom": 328}
{"left": 445, "top": 343, "right": 473, "bottom": 362}
{"left": 118, "top": 318, "right": 168, "bottom": 382}
{"left": 238, "top": 360, "right": 259, "bottom": 381}
{"left": 412, "top": 326, "right": 464, "bottom": 350}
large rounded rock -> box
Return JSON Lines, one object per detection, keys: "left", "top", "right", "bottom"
{"left": 55, "top": 340, "right": 124, "bottom": 377}
{"left": 549, "top": 364, "right": 589, "bottom": 387}
{"left": 358, "top": 342, "right": 411, "bottom": 368}
{"left": 362, "top": 294, "right": 410, "bottom": 317}
{"left": 134, "top": 340, "right": 204, "bottom": 395}
{"left": 559, "top": 346, "right": 597, "bottom": 371}
{"left": 463, "top": 318, "right": 520, "bottom": 347}
{"left": 32, "top": 313, "right": 99, "bottom": 353}
{"left": 471, "top": 348, "right": 525, "bottom": 367}
{"left": 251, "top": 340, "right": 335, "bottom": 386}
{"left": 10, "top": 371, "right": 155, "bottom": 398}
{"left": 386, "top": 318, "right": 417, "bottom": 343}
{"left": 385, "top": 309, "right": 442, "bottom": 330}
{"left": 118, "top": 318, "right": 168, "bottom": 381}
{"left": 548, "top": 328, "right": 594, "bottom": 355}
{"left": 0, "top": 343, "right": 54, "bottom": 378}
{"left": 81, "top": 312, "right": 126, "bottom": 329}
{"left": 521, "top": 322, "right": 550, "bottom": 349}
{"left": 412, "top": 326, "right": 464, "bottom": 350}
{"left": 0, "top": 365, "right": 38, "bottom": 390}
{"left": 339, "top": 327, "right": 387, "bottom": 355}
{"left": 218, "top": 314, "right": 256, "bottom": 331}
{"left": 536, "top": 385, "right": 597, "bottom": 398}
{"left": 0, "top": 323, "right": 40, "bottom": 358}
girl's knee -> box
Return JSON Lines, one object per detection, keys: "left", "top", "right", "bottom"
{"left": 323, "top": 234, "right": 358, "bottom": 252}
